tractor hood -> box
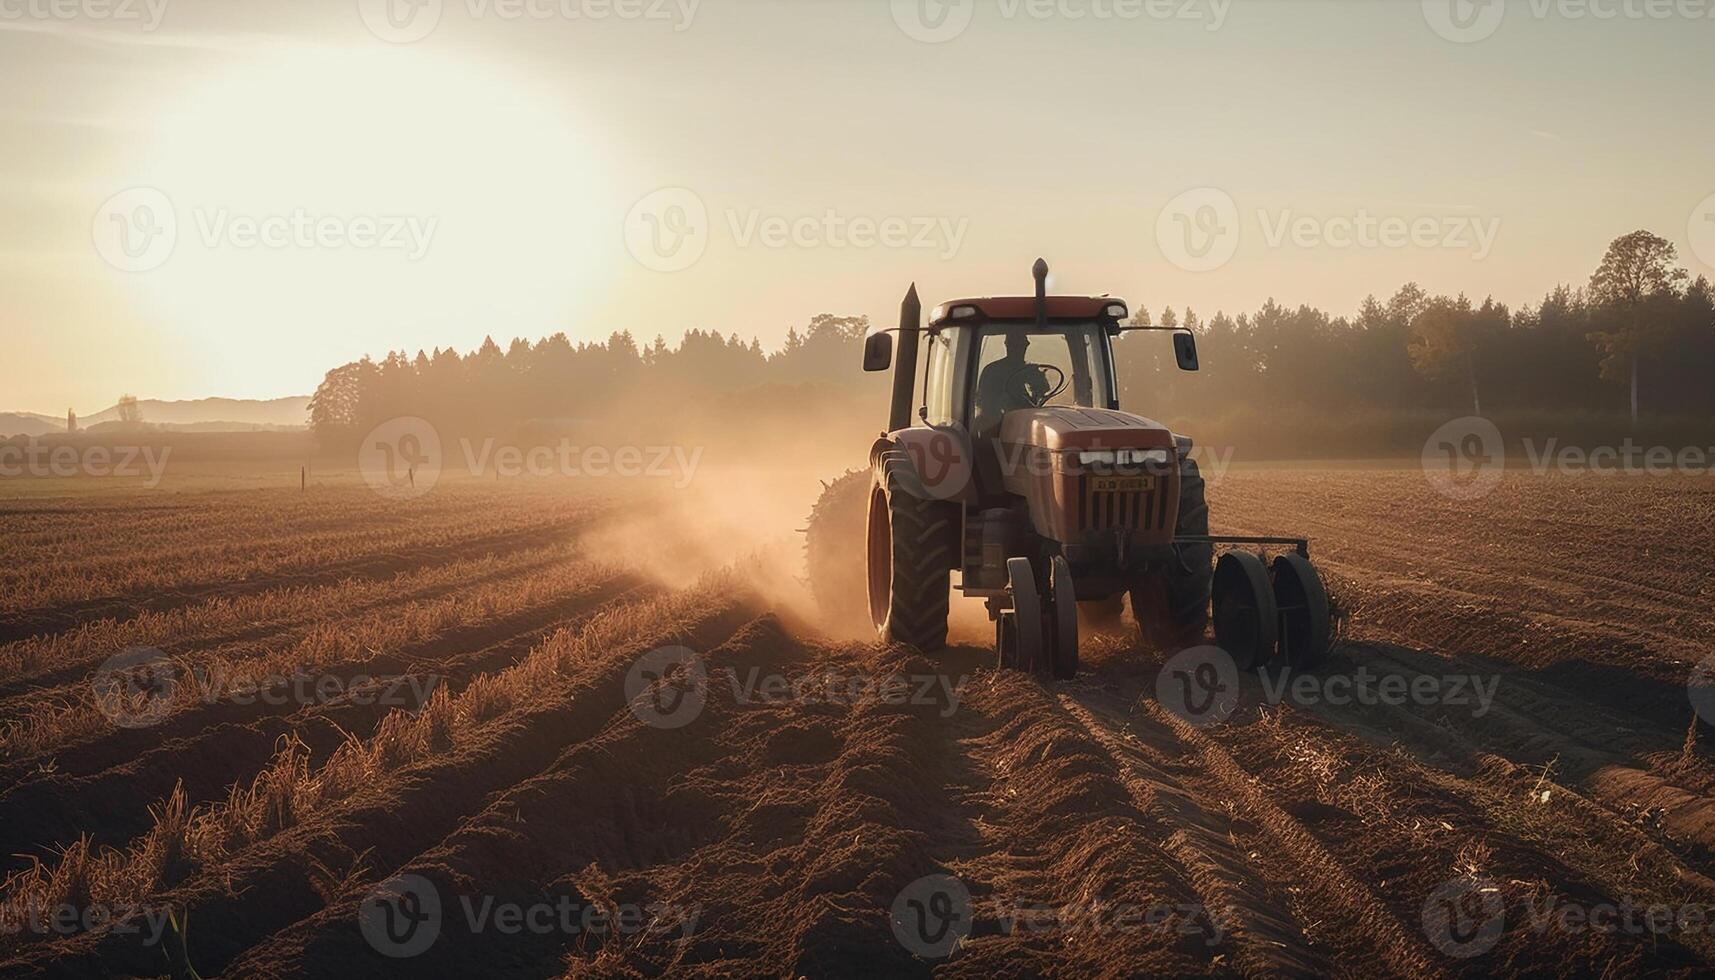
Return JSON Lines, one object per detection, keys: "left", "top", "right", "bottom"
{"left": 998, "top": 407, "right": 1176, "bottom": 453}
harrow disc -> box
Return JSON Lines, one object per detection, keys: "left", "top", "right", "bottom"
{"left": 1212, "top": 551, "right": 1278, "bottom": 670}
{"left": 1271, "top": 553, "right": 1331, "bottom": 669}
{"left": 1050, "top": 556, "right": 1079, "bottom": 680}
{"left": 1002, "top": 557, "right": 1044, "bottom": 674}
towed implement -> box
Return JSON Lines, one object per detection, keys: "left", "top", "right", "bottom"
{"left": 808, "top": 260, "right": 1333, "bottom": 677}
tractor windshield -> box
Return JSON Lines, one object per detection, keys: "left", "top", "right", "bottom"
{"left": 970, "top": 322, "right": 1112, "bottom": 439}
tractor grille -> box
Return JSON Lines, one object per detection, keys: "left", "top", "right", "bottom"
{"left": 1077, "top": 484, "right": 1170, "bottom": 533}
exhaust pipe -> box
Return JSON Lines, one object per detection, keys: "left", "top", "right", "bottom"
{"left": 889, "top": 283, "right": 921, "bottom": 432}
{"left": 1033, "top": 257, "right": 1048, "bottom": 329}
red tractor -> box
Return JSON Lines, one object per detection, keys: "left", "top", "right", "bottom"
{"left": 807, "top": 260, "right": 1332, "bottom": 677}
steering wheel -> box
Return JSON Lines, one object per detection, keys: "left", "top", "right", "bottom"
{"left": 1009, "top": 363, "right": 1067, "bottom": 407}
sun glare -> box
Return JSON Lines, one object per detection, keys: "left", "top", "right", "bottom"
{"left": 131, "top": 46, "right": 611, "bottom": 371}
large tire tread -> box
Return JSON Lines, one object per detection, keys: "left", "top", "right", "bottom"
{"left": 873, "top": 451, "right": 955, "bottom": 651}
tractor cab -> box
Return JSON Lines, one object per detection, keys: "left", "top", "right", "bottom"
{"left": 920, "top": 299, "right": 1120, "bottom": 440}
{"left": 863, "top": 260, "right": 1201, "bottom": 448}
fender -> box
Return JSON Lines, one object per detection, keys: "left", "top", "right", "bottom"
{"left": 870, "top": 424, "right": 977, "bottom": 503}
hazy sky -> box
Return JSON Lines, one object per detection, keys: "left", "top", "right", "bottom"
{"left": 3, "top": 0, "right": 1712, "bottom": 411}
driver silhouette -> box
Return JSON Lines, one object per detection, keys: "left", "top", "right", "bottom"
{"left": 973, "top": 328, "right": 1045, "bottom": 437}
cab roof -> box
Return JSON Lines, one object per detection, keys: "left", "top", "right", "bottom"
{"left": 928, "top": 295, "right": 1127, "bottom": 327}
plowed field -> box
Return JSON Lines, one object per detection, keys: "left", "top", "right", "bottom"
{"left": 3, "top": 467, "right": 1713, "bottom": 978}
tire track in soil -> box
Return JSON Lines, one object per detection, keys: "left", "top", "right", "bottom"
{"left": 1189, "top": 666, "right": 1715, "bottom": 975}
{"left": 1323, "top": 642, "right": 1715, "bottom": 874}
{"left": 0, "top": 596, "right": 757, "bottom": 979}
{"left": 934, "top": 670, "right": 1250, "bottom": 977}
{"left": 1051, "top": 692, "right": 1332, "bottom": 977}
{"left": 1067, "top": 684, "right": 1447, "bottom": 979}
{"left": 1294, "top": 691, "right": 1715, "bottom": 967}
{"left": 0, "top": 578, "right": 656, "bottom": 870}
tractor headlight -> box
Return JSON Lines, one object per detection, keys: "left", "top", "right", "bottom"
{"left": 1077, "top": 449, "right": 1171, "bottom": 467}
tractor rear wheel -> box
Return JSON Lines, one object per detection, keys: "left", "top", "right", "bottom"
{"left": 1132, "top": 457, "right": 1215, "bottom": 653}
{"left": 867, "top": 450, "right": 956, "bottom": 651}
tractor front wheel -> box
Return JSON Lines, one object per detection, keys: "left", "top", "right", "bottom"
{"left": 867, "top": 450, "right": 956, "bottom": 651}
{"left": 1133, "top": 457, "right": 1215, "bottom": 653}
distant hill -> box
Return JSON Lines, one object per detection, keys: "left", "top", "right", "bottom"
{"left": 0, "top": 397, "right": 310, "bottom": 437}
{"left": 0, "top": 413, "right": 64, "bottom": 437}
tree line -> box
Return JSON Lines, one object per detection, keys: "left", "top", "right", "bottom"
{"left": 310, "top": 231, "right": 1715, "bottom": 449}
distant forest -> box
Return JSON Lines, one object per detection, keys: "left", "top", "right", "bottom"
{"left": 310, "top": 231, "right": 1715, "bottom": 452}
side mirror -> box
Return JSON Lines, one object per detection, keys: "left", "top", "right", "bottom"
{"left": 1173, "top": 332, "right": 1200, "bottom": 372}
{"left": 863, "top": 331, "right": 894, "bottom": 372}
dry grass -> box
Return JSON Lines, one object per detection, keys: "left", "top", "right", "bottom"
{"left": 0, "top": 556, "right": 622, "bottom": 762}
{"left": 0, "top": 575, "right": 743, "bottom": 939}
